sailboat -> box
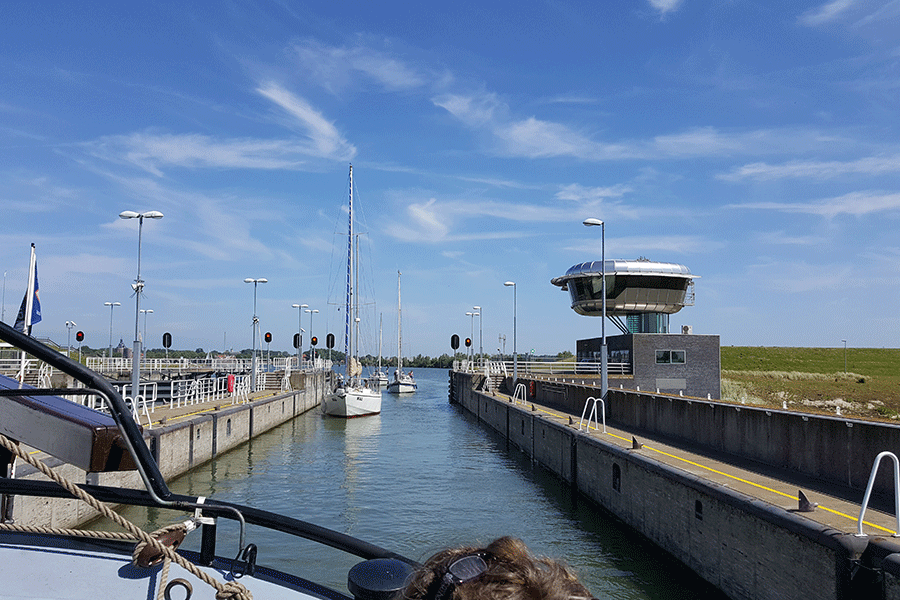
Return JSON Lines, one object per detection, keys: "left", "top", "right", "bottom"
{"left": 386, "top": 270, "right": 417, "bottom": 394}
{"left": 369, "top": 313, "right": 389, "bottom": 387}
{"left": 323, "top": 165, "right": 382, "bottom": 417}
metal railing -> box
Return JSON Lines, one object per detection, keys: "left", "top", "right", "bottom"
{"left": 856, "top": 451, "right": 900, "bottom": 537}
{"left": 457, "top": 359, "right": 631, "bottom": 377}
{"left": 512, "top": 382, "right": 527, "bottom": 406}
{"left": 580, "top": 395, "right": 606, "bottom": 433}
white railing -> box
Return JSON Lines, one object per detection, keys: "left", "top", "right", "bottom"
{"left": 580, "top": 395, "right": 606, "bottom": 433}
{"left": 455, "top": 359, "right": 631, "bottom": 376}
{"left": 856, "top": 451, "right": 900, "bottom": 537}
{"left": 512, "top": 382, "right": 527, "bottom": 406}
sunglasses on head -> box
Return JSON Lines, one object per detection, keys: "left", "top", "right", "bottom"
{"left": 429, "top": 553, "right": 489, "bottom": 600}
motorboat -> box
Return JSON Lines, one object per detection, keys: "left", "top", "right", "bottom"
{"left": 324, "top": 165, "right": 382, "bottom": 417}
{"left": 386, "top": 271, "right": 417, "bottom": 395}
{"left": 0, "top": 320, "right": 414, "bottom": 599}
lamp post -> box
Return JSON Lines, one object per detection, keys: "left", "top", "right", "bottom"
{"left": 119, "top": 210, "right": 163, "bottom": 400}
{"left": 473, "top": 305, "right": 482, "bottom": 366}
{"left": 104, "top": 301, "right": 120, "bottom": 360}
{"left": 140, "top": 309, "right": 153, "bottom": 359}
{"left": 244, "top": 277, "right": 268, "bottom": 392}
{"left": 503, "top": 282, "right": 517, "bottom": 383}
{"left": 292, "top": 303, "right": 308, "bottom": 368}
{"left": 842, "top": 339, "right": 847, "bottom": 373}
{"left": 66, "top": 320, "right": 77, "bottom": 358}
{"left": 305, "top": 308, "right": 319, "bottom": 364}
{"left": 583, "top": 218, "right": 607, "bottom": 402}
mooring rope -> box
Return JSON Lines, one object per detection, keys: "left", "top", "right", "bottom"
{"left": 0, "top": 433, "right": 252, "bottom": 600}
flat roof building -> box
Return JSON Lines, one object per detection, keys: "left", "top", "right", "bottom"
{"left": 551, "top": 258, "right": 720, "bottom": 399}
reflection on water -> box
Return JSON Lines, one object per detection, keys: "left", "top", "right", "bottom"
{"left": 99, "top": 368, "right": 724, "bottom": 599}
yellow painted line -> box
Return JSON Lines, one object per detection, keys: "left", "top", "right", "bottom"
{"left": 526, "top": 401, "right": 896, "bottom": 535}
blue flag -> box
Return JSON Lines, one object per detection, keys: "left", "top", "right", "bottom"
{"left": 13, "top": 246, "right": 41, "bottom": 333}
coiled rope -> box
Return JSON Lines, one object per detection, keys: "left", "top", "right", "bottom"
{"left": 0, "top": 433, "right": 252, "bottom": 600}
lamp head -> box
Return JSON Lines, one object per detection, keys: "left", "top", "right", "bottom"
{"left": 119, "top": 210, "right": 139, "bottom": 219}
{"left": 143, "top": 211, "right": 164, "bottom": 219}
{"left": 583, "top": 218, "right": 603, "bottom": 227}
{"left": 504, "top": 281, "right": 515, "bottom": 287}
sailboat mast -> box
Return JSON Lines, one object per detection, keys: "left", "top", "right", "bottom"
{"left": 397, "top": 270, "right": 402, "bottom": 370}
{"left": 344, "top": 165, "right": 353, "bottom": 360}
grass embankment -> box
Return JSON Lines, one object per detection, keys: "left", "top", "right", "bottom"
{"left": 721, "top": 347, "right": 900, "bottom": 420}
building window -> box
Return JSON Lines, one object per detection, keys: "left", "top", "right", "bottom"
{"left": 656, "top": 350, "right": 686, "bottom": 364}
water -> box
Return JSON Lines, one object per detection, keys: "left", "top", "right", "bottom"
{"left": 108, "top": 368, "right": 725, "bottom": 599}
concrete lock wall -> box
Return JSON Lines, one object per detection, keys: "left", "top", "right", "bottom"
{"left": 524, "top": 377, "right": 900, "bottom": 499}
{"left": 451, "top": 371, "right": 878, "bottom": 600}
{"left": 11, "top": 371, "right": 328, "bottom": 529}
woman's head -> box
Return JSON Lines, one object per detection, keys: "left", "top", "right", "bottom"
{"left": 401, "top": 537, "right": 593, "bottom": 600}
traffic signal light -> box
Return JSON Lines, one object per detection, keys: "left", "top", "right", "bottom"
{"left": 75, "top": 331, "right": 84, "bottom": 342}
{"left": 162, "top": 332, "right": 172, "bottom": 348}
{"left": 465, "top": 337, "right": 472, "bottom": 348}
{"left": 293, "top": 333, "right": 301, "bottom": 348}
{"left": 451, "top": 334, "right": 459, "bottom": 350}
{"left": 264, "top": 332, "right": 272, "bottom": 343}
{"left": 311, "top": 336, "right": 318, "bottom": 346}
{"left": 326, "top": 333, "right": 335, "bottom": 349}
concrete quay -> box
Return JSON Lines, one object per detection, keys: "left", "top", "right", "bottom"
{"left": 451, "top": 370, "right": 900, "bottom": 600}
{"left": 11, "top": 370, "right": 331, "bottom": 529}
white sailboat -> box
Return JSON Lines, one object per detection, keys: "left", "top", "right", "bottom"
{"left": 386, "top": 270, "right": 417, "bottom": 394}
{"left": 369, "top": 313, "right": 389, "bottom": 387}
{"left": 324, "top": 165, "right": 382, "bottom": 417}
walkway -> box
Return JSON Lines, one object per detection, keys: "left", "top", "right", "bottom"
{"left": 517, "top": 394, "right": 900, "bottom": 538}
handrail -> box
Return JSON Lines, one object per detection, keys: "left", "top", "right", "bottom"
{"left": 512, "top": 382, "right": 527, "bottom": 406}
{"left": 856, "top": 451, "right": 900, "bottom": 537}
{"left": 579, "top": 395, "right": 606, "bottom": 433}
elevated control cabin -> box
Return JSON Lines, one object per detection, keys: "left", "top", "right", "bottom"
{"left": 552, "top": 258, "right": 719, "bottom": 399}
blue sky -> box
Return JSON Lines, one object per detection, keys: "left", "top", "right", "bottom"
{"left": 2, "top": 0, "right": 899, "bottom": 358}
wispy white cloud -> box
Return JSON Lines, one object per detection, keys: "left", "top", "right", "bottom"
{"left": 729, "top": 191, "right": 900, "bottom": 217}
{"left": 799, "top": 0, "right": 857, "bottom": 26}
{"left": 718, "top": 154, "right": 900, "bottom": 181}
{"left": 289, "top": 39, "right": 427, "bottom": 94}
{"left": 648, "top": 0, "right": 683, "bottom": 17}
{"left": 87, "top": 132, "right": 315, "bottom": 176}
{"left": 256, "top": 82, "right": 356, "bottom": 159}
{"left": 435, "top": 92, "right": 848, "bottom": 161}
{"left": 554, "top": 183, "right": 632, "bottom": 202}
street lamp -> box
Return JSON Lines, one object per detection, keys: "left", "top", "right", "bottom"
{"left": 292, "top": 303, "right": 308, "bottom": 368}
{"left": 305, "top": 308, "right": 319, "bottom": 363}
{"left": 66, "top": 320, "right": 77, "bottom": 358}
{"left": 244, "top": 277, "right": 268, "bottom": 392}
{"left": 583, "top": 217, "right": 607, "bottom": 403}
{"left": 104, "top": 301, "right": 120, "bottom": 360}
{"left": 473, "top": 305, "right": 483, "bottom": 365}
{"left": 140, "top": 309, "right": 153, "bottom": 357}
{"left": 503, "top": 282, "right": 517, "bottom": 383}
{"left": 119, "top": 209, "right": 163, "bottom": 400}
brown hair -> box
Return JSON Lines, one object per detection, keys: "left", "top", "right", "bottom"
{"left": 401, "top": 537, "right": 593, "bottom": 600}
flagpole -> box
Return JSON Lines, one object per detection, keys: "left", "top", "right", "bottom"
{"left": 17, "top": 244, "right": 37, "bottom": 387}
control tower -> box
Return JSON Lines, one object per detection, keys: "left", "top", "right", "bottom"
{"left": 551, "top": 258, "right": 720, "bottom": 399}
{"left": 550, "top": 258, "right": 696, "bottom": 334}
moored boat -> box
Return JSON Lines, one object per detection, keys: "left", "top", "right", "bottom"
{"left": 386, "top": 271, "right": 416, "bottom": 395}
{"left": 325, "top": 165, "right": 382, "bottom": 417}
